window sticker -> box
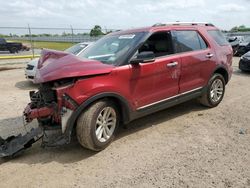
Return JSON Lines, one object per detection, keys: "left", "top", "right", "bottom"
{"left": 119, "top": 34, "right": 135, "bottom": 39}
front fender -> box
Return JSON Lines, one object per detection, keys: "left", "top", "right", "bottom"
{"left": 63, "top": 92, "right": 132, "bottom": 143}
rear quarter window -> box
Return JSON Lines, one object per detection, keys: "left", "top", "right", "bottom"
{"left": 207, "top": 30, "right": 229, "bottom": 46}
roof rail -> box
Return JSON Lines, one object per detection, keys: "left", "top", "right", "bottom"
{"left": 152, "top": 22, "right": 214, "bottom": 27}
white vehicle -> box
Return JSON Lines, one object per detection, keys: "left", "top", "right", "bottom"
{"left": 25, "top": 42, "right": 93, "bottom": 82}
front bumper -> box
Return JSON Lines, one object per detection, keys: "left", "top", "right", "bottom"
{"left": 0, "top": 127, "right": 43, "bottom": 157}
{"left": 25, "top": 68, "right": 36, "bottom": 81}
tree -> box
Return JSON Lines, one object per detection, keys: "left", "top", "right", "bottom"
{"left": 90, "top": 25, "right": 104, "bottom": 37}
{"left": 230, "top": 25, "right": 250, "bottom": 32}
{"left": 230, "top": 26, "right": 238, "bottom": 32}
{"left": 238, "top": 25, "right": 246, "bottom": 29}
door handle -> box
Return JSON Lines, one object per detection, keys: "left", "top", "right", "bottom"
{"left": 206, "top": 53, "right": 214, "bottom": 58}
{"left": 167, "top": 61, "right": 178, "bottom": 67}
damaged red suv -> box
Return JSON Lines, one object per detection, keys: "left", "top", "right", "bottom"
{"left": 0, "top": 23, "right": 233, "bottom": 156}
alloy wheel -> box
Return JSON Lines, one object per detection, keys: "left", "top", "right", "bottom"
{"left": 210, "top": 79, "right": 224, "bottom": 103}
{"left": 95, "top": 107, "right": 116, "bottom": 142}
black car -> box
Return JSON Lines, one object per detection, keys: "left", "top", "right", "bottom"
{"left": 239, "top": 51, "right": 250, "bottom": 71}
{"left": 235, "top": 37, "right": 250, "bottom": 56}
{"left": 227, "top": 36, "right": 240, "bottom": 54}
{"left": 0, "top": 38, "right": 23, "bottom": 53}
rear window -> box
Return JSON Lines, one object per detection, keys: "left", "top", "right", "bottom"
{"left": 172, "top": 30, "right": 208, "bottom": 53}
{"left": 208, "top": 30, "right": 229, "bottom": 46}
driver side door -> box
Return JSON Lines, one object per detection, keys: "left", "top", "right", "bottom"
{"left": 129, "top": 31, "right": 180, "bottom": 110}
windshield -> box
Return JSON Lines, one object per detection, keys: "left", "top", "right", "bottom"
{"left": 65, "top": 43, "right": 88, "bottom": 55}
{"left": 79, "top": 32, "right": 145, "bottom": 65}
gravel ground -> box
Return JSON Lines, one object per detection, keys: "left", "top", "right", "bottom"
{"left": 0, "top": 57, "right": 249, "bottom": 188}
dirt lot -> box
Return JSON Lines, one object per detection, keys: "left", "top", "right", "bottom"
{"left": 0, "top": 57, "right": 249, "bottom": 187}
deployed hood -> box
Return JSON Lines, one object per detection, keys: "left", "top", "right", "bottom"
{"left": 34, "top": 49, "right": 114, "bottom": 83}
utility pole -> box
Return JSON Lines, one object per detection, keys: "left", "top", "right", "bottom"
{"left": 28, "top": 24, "right": 34, "bottom": 58}
{"left": 70, "top": 25, "right": 74, "bottom": 43}
{"left": 104, "top": 26, "right": 107, "bottom": 34}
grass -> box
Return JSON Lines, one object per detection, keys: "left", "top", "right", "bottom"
{"left": 7, "top": 40, "right": 76, "bottom": 51}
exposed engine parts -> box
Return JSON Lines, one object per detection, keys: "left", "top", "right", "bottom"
{"left": 0, "top": 83, "right": 78, "bottom": 157}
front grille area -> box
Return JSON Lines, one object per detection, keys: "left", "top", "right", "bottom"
{"left": 30, "top": 84, "right": 57, "bottom": 108}
{"left": 26, "top": 64, "right": 34, "bottom": 70}
{"left": 28, "top": 76, "right": 34, "bottom": 79}
{"left": 39, "top": 85, "right": 57, "bottom": 104}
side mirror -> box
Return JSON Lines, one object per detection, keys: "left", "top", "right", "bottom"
{"left": 130, "top": 51, "right": 155, "bottom": 64}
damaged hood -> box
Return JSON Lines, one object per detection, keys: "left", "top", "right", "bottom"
{"left": 34, "top": 49, "right": 114, "bottom": 83}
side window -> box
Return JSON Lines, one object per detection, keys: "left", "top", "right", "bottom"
{"left": 207, "top": 30, "right": 229, "bottom": 46}
{"left": 172, "top": 30, "right": 207, "bottom": 53}
{"left": 138, "top": 32, "right": 174, "bottom": 58}
{"left": 198, "top": 34, "right": 208, "bottom": 49}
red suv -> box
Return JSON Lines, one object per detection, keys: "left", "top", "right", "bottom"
{"left": 18, "top": 23, "right": 232, "bottom": 154}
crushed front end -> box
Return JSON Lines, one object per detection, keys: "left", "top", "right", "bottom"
{"left": 0, "top": 49, "right": 114, "bottom": 157}
{"left": 25, "top": 80, "right": 79, "bottom": 144}
{"left": 0, "top": 80, "right": 78, "bottom": 157}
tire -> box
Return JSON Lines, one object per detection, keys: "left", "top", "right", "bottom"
{"left": 76, "top": 100, "right": 120, "bottom": 151}
{"left": 199, "top": 73, "right": 225, "bottom": 107}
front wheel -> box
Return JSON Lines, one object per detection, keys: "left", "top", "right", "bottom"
{"left": 199, "top": 73, "right": 225, "bottom": 107}
{"left": 76, "top": 100, "right": 119, "bottom": 151}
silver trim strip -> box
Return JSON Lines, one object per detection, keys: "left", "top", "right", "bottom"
{"left": 137, "top": 87, "right": 203, "bottom": 110}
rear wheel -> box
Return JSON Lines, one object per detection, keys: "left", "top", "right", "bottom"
{"left": 76, "top": 100, "right": 119, "bottom": 151}
{"left": 199, "top": 73, "right": 225, "bottom": 107}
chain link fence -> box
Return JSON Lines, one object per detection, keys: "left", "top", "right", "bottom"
{"left": 1, "top": 26, "right": 250, "bottom": 58}
{"left": 0, "top": 26, "right": 119, "bottom": 57}
{"left": 226, "top": 32, "right": 250, "bottom": 37}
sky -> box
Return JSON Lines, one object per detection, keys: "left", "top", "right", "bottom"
{"left": 0, "top": 0, "right": 250, "bottom": 34}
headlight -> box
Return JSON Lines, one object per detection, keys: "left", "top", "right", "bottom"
{"left": 26, "top": 64, "right": 34, "bottom": 70}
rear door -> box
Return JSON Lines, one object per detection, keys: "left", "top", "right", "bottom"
{"left": 172, "top": 30, "right": 216, "bottom": 93}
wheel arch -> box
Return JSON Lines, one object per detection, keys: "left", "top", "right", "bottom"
{"left": 64, "top": 92, "right": 132, "bottom": 141}
{"left": 213, "top": 66, "right": 229, "bottom": 84}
